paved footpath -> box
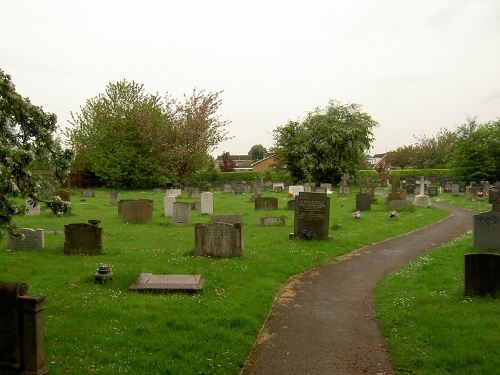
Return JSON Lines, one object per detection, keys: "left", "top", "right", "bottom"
{"left": 241, "top": 203, "right": 476, "bottom": 375}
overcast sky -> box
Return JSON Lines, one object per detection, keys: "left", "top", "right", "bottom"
{"left": 2, "top": 0, "right": 499, "bottom": 157}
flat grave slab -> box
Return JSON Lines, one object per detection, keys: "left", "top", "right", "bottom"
{"left": 128, "top": 273, "right": 204, "bottom": 293}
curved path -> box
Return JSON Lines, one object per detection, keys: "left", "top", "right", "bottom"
{"left": 241, "top": 203, "right": 476, "bottom": 375}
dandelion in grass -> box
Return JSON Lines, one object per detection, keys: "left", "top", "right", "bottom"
{"left": 388, "top": 210, "right": 398, "bottom": 219}
{"left": 352, "top": 210, "right": 362, "bottom": 219}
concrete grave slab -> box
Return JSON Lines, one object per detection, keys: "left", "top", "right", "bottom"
{"left": 128, "top": 273, "right": 204, "bottom": 293}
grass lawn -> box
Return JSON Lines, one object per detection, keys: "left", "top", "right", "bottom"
{"left": 0, "top": 188, "right": 489, "bottom": 374}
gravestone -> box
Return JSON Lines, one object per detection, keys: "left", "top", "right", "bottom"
{"left": 338, "top": 174, "right": 350, "bottom": 196}
{"left": 287, "top": 200, "right": 295, "bottom": 211}
{"left": 444, "top": 181, "right": 453, "bottom": 193}
{"left": 413, "top": 176, "right": 431, "bottom": 207}
{"left": 210, "top": 214, "right": 242, "bottom": 225}
{"left": 292, "top": 192, "right": 330, "bottom": 239}
{"left": 405, "top": 183, "right": 415, "bottom": 195}
{"left": 194, "top": 222, "right": 244, "bottom": 257}
{"left": 255, "top": 197, "right": 278, "bottom": 210}
{"left": 64, "top": 221, "right": 103, "bottom": 255}
{"left": 251, "top": 178, "right": 261, "bottom": 202}
{"left": 81, "top": 189, "right": 95, "bottom": 198}
{"left": 7, "top": 228, "right": 44, "bottom": 251}
{"left": 0, "top": 281, "right": 48, "bottom": 375}
{"left": 366, "top": 177, "right": 378, "bottom": 203}
{"left": 464, "top": 253, "right": 500, "bottom": 296}
{"left": 488, "top": 186, "right": 500, "bottom": 204}
{"left": 200, "top": 192, "right": 213, "bottom": 215}
{"left": 152, "top": 188, "right": 164, "bottom": 193}
{"left": 188, "top": 190, "right": 201, "bottom": 199}
{"left": 53, "top": 189, "right": 70, "bottom": 202}
{"left": 121, "top": 199, "right": 153, "bottom": 223}
{"left": 458, "top": 182, "right": 467, "bottom": 193}
{"left": 234, "top": 183, "right": 244, "bottom": 195}
{"left": 260, "top": 216, "right": 286, "bottom": 226}
{"left": 172, "top": 202, "right": 190, "bottom": 226}
{"left": 190, "top": 201, "right": 201, "bottom": 211}
{"left": 320, "top": 183, "right": 332, "bottom": 191}
{"left": 164, "top": 195, "right": 176, "bottom": 217}
{"left": 387, "top": 175, "right": 402, "bottom": 202}
{"left": 428, "top": 186, "right": 438, "bottom": 197}
{"left": 109, "top": 191, "right": 119, "bottom": 204}
{"left": 473, "top": 202, "right": 500, "bottom": 250}
{"left": 356, "top": 193, "right": 372, "bottom": 211}
{"left": 223, "top": 184, "right": 233, "bottom": 194}
{"left": 128, "top": 273, "right": 204, "bottom": 293}
{"left": 273, "top": 182, "right": 284, "bottom": 192}
{"left": 482, "top": 181, "right": 491, "bottom": 194}
{"left": 40, "top": 186, "right": 54, "bottom": 197}
{"left": 24, "top": 198, "right": 40, "bottom": 216}
{"left": 451, "top": 183, "right": 460, "bottom": 196}
{"left": 315, "top": 186, "right": 327, "bottom": 193}
{"left": 288, "top": 185, "right": 304, "bottom": 196}
{"left": 166, "top": 188, "right": 181, "bottom": 198}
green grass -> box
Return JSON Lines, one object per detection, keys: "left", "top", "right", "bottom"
{"left": 1, "top": 189, "right": 451, "bottom": 374}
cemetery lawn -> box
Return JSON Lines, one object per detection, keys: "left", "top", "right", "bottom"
{"left": 1, "top": 189, "right": 468, "bottom": 374}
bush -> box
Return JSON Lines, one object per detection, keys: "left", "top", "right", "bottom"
{"left": 45, "top": 196, "right": 71, "bottom": 216}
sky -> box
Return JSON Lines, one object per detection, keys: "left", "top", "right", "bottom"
{"left": 2, "top": 0, "right": 500, "bottom": 158}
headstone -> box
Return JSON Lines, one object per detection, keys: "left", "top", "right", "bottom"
{"left": 488, "top": 186, "right": 500, "bottom": 204}
{"left": 166, "top": 188, "right": 181, "bottom": 198}
{"left": 190, "top": 201, "right": 201, "bottom": 211}
{"left": 7, "top": 228, "right": 44, "bottom": 251}
{"left": 64, "top": 221, "right": 103, "bottom": 255}
{"left": 464, "top": 253, "right": 500, "bottom": 296}
{"left": 356, "top": 193, "right": 372, "bottom": 211}
{"left": 314, "top": 187, "right": 327, "bottom": 193}
{"left": 40, "top": 186, "right": 54, "bottom": 197}
{"left": 387, "top": 175, "right": 402, "bottom": 202}
{"left": 338, "top": 174, "right": 350, "bottom": 196}
{"left": 251, "top": 178, "right": 261, "bottom": 202}
{"left": 194, "top": 222, "right": 244, "bottom": 257}
{"left": 473, "top": 203, "right": 500, "bottom": 250}
{"left": 288, "top": 185, "right": 304, "bottom": 196}
{"left": 413, "top": 176, "right": 431, "bottom": 207}
{"left": 255, "top": 197, "right": 278, "bottom": 210}
{"left": 121, "top": 199, "right": 153, "bottom": 223}
{"left": 405, "top": 184, "right": 415, "bottom": 195}
{"left": 109, "top": 191, "right": 119, "bottom": 204}
{"left": 210, "top": 214, "right": 242, "bottom": 225}
{"left": 0, "top": 281, "right": 48, "bottom": 375}
{"left": 292, "top": 192, "right": 330, "bottom": 239}
{"left": 287, "top": 200, "right": 295, "bottom": 211}
{"left": 234, "top": 183, "right": 244, "bottom": 195}
{"left": 458, "top": 182, "right": 467, "bottom": 193}
{"left": 200, "top": 192, "right": 213, "bottom": 215}
{"left": 482, "top": 181, "right": 491, "bottom": 194}
{"left": 152, "top": 188, "right": 164, "bottom": 193}
{"left": 188, "top": 190, "right": 201, "bottom": 199}
{"left": 81, "top": 189, "right": 95, "bottom": 197}
{"left": 223, "top": 184, "right": 233, "bottom": 194}
{"left": 128, "top": 273, "right": 204, "bottom": 293}
{"left": 260, "top": 217, "right": 286, "bottom": 226}
{"left": 172, "top": 202, "right": 190, "bottom": 226}
{"left": 164, "top": 195, "right": 176, "bottom": 217}
{"left": 452, "top": 183, "right": 460, "bottom": 196}
{"left": 53, "top": 189, "right": 70, "bottom": 202}
{"left": 320, "top": 183, "right": 332, "bottom": 191}
{"left": 428, "top": 186, "right": 438, "bottom": 197}
{"left": 444, "top": 181, "right": 453, "bottom": 193}
{"left": 24, "top": 198, "right": 40, "bottom": 216}
{"left": 273, "top": 182, "right": 284, "bottom": 192}
{"left": 366, "top": 177, "right": 378, "bottom": 203}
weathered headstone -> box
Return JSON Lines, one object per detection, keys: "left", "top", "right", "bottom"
{"left": 482, "top": 181, "right": 491, "bottom": 194}
{"left": 121, "top": 199, "right": 153, "bottom": 223}
{"left": 314, "top": 186, "right": 327, "bottom": 193}
{"left": 287, "top": 200, "right": 295, "bottom": 211}
{"left": 53, "top": 189, "right": 70, "bottom": 202}
{"left": 194, "top": 222, "right": 244, "bottom": 257}
{"left": 0, "top": 281, "right": 48, "bottom": 375}
{"left": 338, "top": 174, "right": 350, "bottom": 196}
{"left": 464, "top": 253, "right": 500, "bottom": 296}
{"left": 200, "top": 192, "right": 213, "bottom": 215}
{"left": 292, "top": 192, "right": 330, "bottom": 239}
{"left": 109, "top": 191, "right": 119, "bottom": 204}
{"left": 64, "top": 221, "right": 103, "bottom": 255}
{"left": 234, "top": 183, "right": 244, "bottom": 195}
{"left": 473, "top": 202, "right": 500, "bottom": 250}
{"left": 458, "top": 182, "right": 467, "bottom": 193}
{"left": 188, "top": 190, "right": 201, "bottom": 199}
{"left": 380, "top": 179, "right": 387, "bottom": 188}
{"left": 223, "top": 184, "right": 233, "bottom": 194}
{"left": 488, "top": 186, "right": 500, "bottom": 204}
{"left": 250, "top": 178, "right": 261, "bottom": 202}
{"left": 255, "top": 197, "right": 278, "bottom": 210}
{"left": 452, "top": 183, "right": 460, "bottom": 196}
{"left": 153, "top": 188, "right": 164, "bottom": 193}
{"left": 356, "top": 193, "right": 372, "bottom": 211}
{"left": 260, "top": 216, "right": 286, "bottom": 226}
{"left": 190, "top": 201, "right": 201, "bottom": 211}
{"left": 320, "top": 183, "right": 332, "bottom": 191}
{"left": 81, "top": 189, "right": 95, "bottom": 197}
{"left": 24, "top": 198, "right": 40, "bottom": 216}
{"left": 128, "top": 273, "right": 204, "bottom": 293}
{"left": 172, "top": 202, "right": 190, "bottom": 226}
{"left": 427, "top": 186, "right": 438, "bottom": 197}
{"left": 387, "top": 175, "right": 402, "bottom": 202}
{"left": 366, "top": 177, "right": 378, "bottom": 203}
{"left": 405, "top": 184, "right": 415, "bottom": 195}
{"left": 210, "top": 214, "right": 242, "bottom": 225}
{"left": 166, "top": 188, "right": 181, "bottom": 198}
{"left": 164, "top": 195, "right": 176, "bottom": 217}
{"left": 288, "top": 185, "right": 304, "bottom": 196}
{"left": 7, "top": 228, "right": 44, "bottom": 251}
{"left": 273, "top": 182, "right": 284, "bottom": 192}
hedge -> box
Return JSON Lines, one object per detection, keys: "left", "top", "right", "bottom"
{"left": 388, "top": 169, "right": 454, "bottom": 178}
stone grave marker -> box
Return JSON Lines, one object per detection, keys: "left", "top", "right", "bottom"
{"left": 287, "top": 200, "right": 295, "bottom": 211}
{"left": 338, "top": 174, "right": 350, "bottom": 196}
{"left": 7, "top": 228, "right": 44, "bottom": 251}
{"left": 200, "top": 192, "right": 213, "bottom": 215}
{"left": 109, "top": 191, "right": 119, "bottom": 204}
{"left": 24, "top": 198, "right": 40, "bottom": 216}
{"left": 234, "top": 183, "right": 244, "bottom": 195}
{"left": 464, "top": 253, "right": 500, "bottom": 296}
{"left": 188, "top": 190, "right": 201, "bottom": 199}
{"left": 482, "top": 181, "right": 491, "bottom": 194}
{"left": 366, "top": 177, "right": 378, "bottom": 203}
{"left": 223, "top": 184, "right": 233, "bottom": 193}
{"left": 413, "top": 176, "right": 431, "bottom": 207}
{"left": 488, "top": 186, "right": 500, "bottom": 204}
{"left": 315, "top": 186, "right": 327, "bottom": 193}
{"left": 452, "top": 183, "right": 460, "bottom": 196}
{"left": 172, "top": 202, "right": 190, "bottom": 226}
{"left": 320, "top": 183, "right": 332, "bottom": 191}
{"left": 387, "top": 175, "right": 402, "bottom": 202}
{"left": 81, "top": 189, "right": 95, "bottom": 197}
{"left": 356, "top": 192, "right": 372, "bottom": 211}
{"left": 288, "top": 185, "right": 304, "bottom": 196}
{"left": 405, "top": 183, "right": 415, "bottom": 195}
{"left": 428, "top": 186, "right": 438, "bottom": 197}
{"left": 458, "top": 181, "right": 467, "bottom": 193}
{"left": 152, "top": 188, "right": 164, "bottom": 193}
{"left": 273, "top": 182, "right": 284, "bottom": 192}
{"left": 194, "top": 222, "right": 244, "bottom": 257}
{"left": 473, "top": 201, "right": 500, "bottom": 250}
{"left": 255, "top": 197, "right": 278, "bottom": 210}
{"left": 164, "top": 195, "right": 176, "bottom": 217}
{"left": 292, "top": 192, "right": 330, "bottom": 239}
{"left": 128, "top": 273, "right": 204, "bottom": 293}
{"left": 64, "top": 221, "right": 103, "bottom": 255}
{"left": 53, "top": 189, "right": 70, "bottom": 202}
{"left": 210, "top": 214, "right": 242, "bottom": 225}
{"left": 250, "top": 177, "right": 261, "bottom": 202}
{"left": 380, "top": 179, "right": 387, "bottom": 188}
{"left": 260, "top": 216, "right": 286, "bottom": 226}
{"left": 190, "top": 201, "right": 201, "bottom": 211}
{"left": 166, "top": 188, "right": 181, "bottom": 198}
{"left": 0, "top": 281, "right": 48, "bottom": 375}
{"left": 121, "top": 199, "right": 153, "bottom": 223}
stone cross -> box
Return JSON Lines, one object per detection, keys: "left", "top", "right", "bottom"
{"left": 356, "top": 177, "right": 365, "bottom": 193}
{"left": 389, "top": 175, "right": 400, "bottom": 194}
{"left": 418, "top": 176, "right": 426, "bottom": 196}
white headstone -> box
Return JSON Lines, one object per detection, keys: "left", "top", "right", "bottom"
{"left": 164, "top": 195, "right": 176, "bottom": 217}
{"left": 288, "top": 185, "right": 305, "bottom": 196}
{"left": 200, "top": 192, "right": 213, "bottom": 215}
{"left": 166, "top": 189, "right": 182, "bottom": 198}
{"left": 24, "top": 198, "right": 40, "bottom": 216}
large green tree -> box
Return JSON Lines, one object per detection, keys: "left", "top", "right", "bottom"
{"left": 1, "top": 69, "right": 73, "bottom": 239}
{"left": 66, "top": 82, "right": 230, "bottom": 187}
{"left": 249, "top": 144, "right": 267, "bottom": 161}
{"left": 272, "top": 101, "right": 378, "bottom": 182}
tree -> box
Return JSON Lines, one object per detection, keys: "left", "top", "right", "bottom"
{"left": 65, "top": 82, "right": 230, "bottom": 187}
{"left": 1, "top": 69, "right": 73, "bottom": 239}
{"left": 219, "top": 151, "right": 237, "bottom": 172}
{"left": 272, "top": 101, "right": 378, "bottom": 182}
{"left": 249, "top": 144, "right": 267, "bottom": 161}
{"left": 449, "top": 118, "right": 500, "bottom": 181}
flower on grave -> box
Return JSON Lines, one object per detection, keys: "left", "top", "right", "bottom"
{"left": 477, "top": 191, "right": 484, "bottom": 197}
{"left": 288, "top": 192, "right": 294, "bottom": 197}
{"left": 388, "top": 210, "right": 398, "bottom": 219}
{"left": 45, "top": 196, "right": 71, "bottom": 216}
{"left": 352, "top": 210, "right": 362, "bottom": 219}
{"left": 302, "top": 229, "right": 316, "bottom": 240}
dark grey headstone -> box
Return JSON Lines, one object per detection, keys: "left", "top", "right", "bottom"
{"left": 405, "top": 184, "right": 415, "bottom": 195}
{"left": 473, "top": 211, "right": 500, "bottom": 250}
{"left": 293, "top": 192, "right": 330, "bottom": 239}
{"left": 464, "top": 253, "right": 500, "bottom": 296}
{"left": 234, "top": 184, "right": 244, "bottom": 195}
{"left": 355, "top": 193, "right": 371, "bottom": 211}
{"left": 428, "top": 186, "right": 438, "bottom": 197}
{"left": 287, "top": 200, "right": 295, "bottom": 211}
{"left": 172, "top": 202, "right": 190, "bottom": 226}
{"left": 488, "top": 187, "right": 500, "bottom": 204}
{"left": 64, "top": 222, "right": 103, "bottom": 255}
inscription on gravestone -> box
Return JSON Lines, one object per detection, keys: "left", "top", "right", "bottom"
{"left": 194, "top": 222, "right": 244, "bottom": 257}
{"left": 121, "top": 199, "right": 153, "bottom": 223}
{"left": 64, "top": 221, "right": 103, "bottom": 255}
{"left": 7, "top": 228, "right": 44, "bottom": 251}
{"left": 293, "top": 192, "right": 330, "bottom": 239}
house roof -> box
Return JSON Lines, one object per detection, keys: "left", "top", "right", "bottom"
{"left": 251, "top": 154, "right": 275, "bottom": 166}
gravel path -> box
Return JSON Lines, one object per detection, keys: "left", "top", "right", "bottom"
{"left": 241, "top": 203, "right": 476, "bottom": 375}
